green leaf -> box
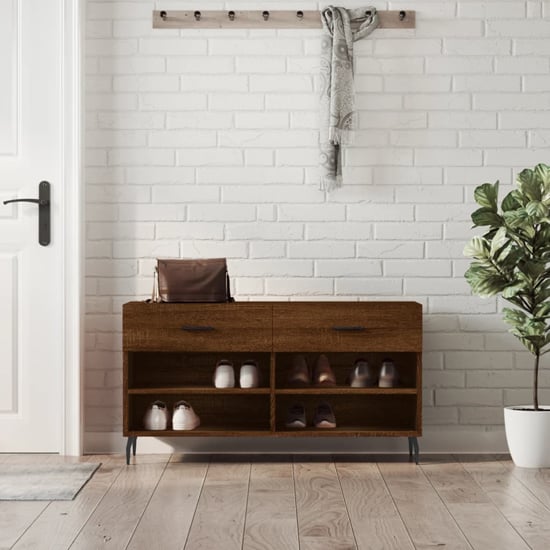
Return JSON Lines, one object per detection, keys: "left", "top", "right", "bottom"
{"left": 471, "top": 207, "right": 503, "bottom": 228}
{"left": 533, "top": 288, "right": 550, "bottom": 305}
{"left": 517, "top": 168, "right": 542, "bottom": 201}
{"left": 502, "top": 307, "right": 527, "bottom": 327}
{"left": 535, "top": 163, "right": 550, "bottom": 188}
{"left": 501, "top": 248, "right": 523, "bottom": 267}
{"left": 464, "top": 236, "right": 489, "bottom": 259}
{"left": 465, "top": 265, "right": 509, "bottom": 297}
{"left": 502, "top": 190, "right": 522, "bottom": 211}
{"left": 526, "top": 200, "right": 548, "bottom": 219}
{"left": 506, "top": 295, "right": 531, "bottom": 311}
{"left": 502, "top": 283, "right": 528, "bottom": 299}
{"left": 525, "top": 319, "right": 547, "bottom": 335}
{"left": 507, "top": 189, "right": 528, "bottom": 208}
{"left": 520, "top": 338, "right": 538, "bottom": 354}
{"left": 509, "top": 330, "right": 540, "bottom": 354}
{"left": 534, "top": 301, "right": 550, "bottom": 317}
{"left": 474, "top": 182, "right": 499, "bottom": 210}
{"left": 518, "top": 260, "right": 546, "bottom": 281}
{"left": 538, "top": 226, "right": 550, "bottom": 244}
{"left": 489, "top": 226, "right": 508, "bottom": 259}
{"left": 508, "top": 327, "right": 546, "bottom": 353}
{"left": 467, "top": 260, "right": 498, "bottom": 273}
{"left": 502, "top": 208, "right": 528, "bottom": 228}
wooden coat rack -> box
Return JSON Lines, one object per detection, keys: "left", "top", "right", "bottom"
{"left": 152, "top": 10, "right": 415, "bottom": 30}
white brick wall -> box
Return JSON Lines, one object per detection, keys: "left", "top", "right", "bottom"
{"left": 84, "top": 0, "right": 550, "bottom": 450}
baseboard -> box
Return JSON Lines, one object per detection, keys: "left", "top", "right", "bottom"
{"left": 84, "top": 427, "right": 508, "bottom": 455}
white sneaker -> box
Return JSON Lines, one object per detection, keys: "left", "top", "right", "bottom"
{"left": 239, "top": 360, "right": 260, "bottom": 388}
{"left": 213, "top": 359, "right": 235, "bottom": 388}
{"left": 172, "top": 400, "right": 200, "bottom": 430}
{"left": 143, "top": 400, "right": 169, "bottom": 430}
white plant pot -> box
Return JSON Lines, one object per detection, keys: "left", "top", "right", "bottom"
{"left": 504, "top": 406, "right": 550, "bottom": 468}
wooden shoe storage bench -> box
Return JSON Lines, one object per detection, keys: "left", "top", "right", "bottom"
{"left": 123, "top": 301, "right": 422, "bottom": 464}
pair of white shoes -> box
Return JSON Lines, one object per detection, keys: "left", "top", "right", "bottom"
{"left": 214, "top": 359, "right": 260, "bottom": 388}
{"left": 143, "top": 400, "right": 200, "bottom": 431}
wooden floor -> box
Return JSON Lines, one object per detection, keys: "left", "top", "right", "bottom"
{"left": 1, "top": 453, "right": 550, "bottom": 550}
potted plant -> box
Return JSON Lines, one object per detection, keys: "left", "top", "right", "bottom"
{"left": 464, "top": 163, "right": 550, "bottom": 467}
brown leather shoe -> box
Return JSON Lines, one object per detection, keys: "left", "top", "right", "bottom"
{"left": 312, "top": 354, "right": 336, "bottom": 386}
{"left": 288, "top": 354, "right": 310, "bottom": 387}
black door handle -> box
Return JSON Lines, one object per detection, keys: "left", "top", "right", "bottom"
{"left": 3, "top": 181, "right": 51, "bottom": 246}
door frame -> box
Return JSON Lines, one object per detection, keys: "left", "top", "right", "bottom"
{"left": 60, "top": 0, "right": 83, "bottom": 455}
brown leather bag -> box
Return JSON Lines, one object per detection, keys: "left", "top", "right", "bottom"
{"left": 154, "top": 258, "right": 233, "bottom": 303}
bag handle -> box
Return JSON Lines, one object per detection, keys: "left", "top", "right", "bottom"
{"left": 152, "top": 266, "right": 162, "bottom": 303}
{"left": 226, "top": 271, "right": 234, "bottom": 302}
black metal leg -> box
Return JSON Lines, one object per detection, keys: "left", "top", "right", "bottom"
{"left": 126, "top": 436, "right": 137, "bottom": 465}
{"left": 408, "top": 436, "right": 419, "bottom": 464}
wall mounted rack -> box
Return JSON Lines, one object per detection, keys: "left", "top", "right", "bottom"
{"left": 152, "top": 10, "right": 415, "bottom": 30}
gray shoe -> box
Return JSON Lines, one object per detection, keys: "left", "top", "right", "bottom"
{"left": 313, "top": 401, "right": 336, "bottom": 429}
{"left": 349, "top": 358, "right": 377, "bottom": 387}
{"left": 379, "top": 358, "right": 399, "bottom": 388}
{"left": 285, "top": 403, "right": 306, "bottom": 428}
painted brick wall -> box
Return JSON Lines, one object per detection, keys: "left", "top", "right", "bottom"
{"left": 84, "top": 0, "right": 550, "bottom": 452}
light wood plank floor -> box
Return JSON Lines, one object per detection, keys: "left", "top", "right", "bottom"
{"left": 2, "top": 454, "right": 549, "bottom": 549}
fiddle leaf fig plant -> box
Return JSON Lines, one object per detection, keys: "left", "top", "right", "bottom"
{"left": 464, "top": 163, "right": 550, "bottom": 410}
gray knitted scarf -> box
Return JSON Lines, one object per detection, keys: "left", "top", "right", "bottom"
{"left": 319, "top": 6, "right": 379, "bottom": 191}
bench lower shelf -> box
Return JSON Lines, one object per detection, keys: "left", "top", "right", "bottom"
{"left": 125, "top": 427, "right": 421, "bottom": 437}
{"left": 124, "top": 433, "right": 421, "bottom": 464}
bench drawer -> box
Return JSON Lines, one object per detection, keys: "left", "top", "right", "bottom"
{"left": 123, "top": 302, "right": 272, "bottom": 352}
{"left": 273, "top": 302, "right": 422, "bottom": 352}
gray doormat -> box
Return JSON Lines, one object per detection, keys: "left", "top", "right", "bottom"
{"left": 0, "top": 462, "right": 101, "bottom": 500}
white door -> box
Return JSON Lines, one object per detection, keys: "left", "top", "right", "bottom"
{"left": 0, "top": 0, "right": 66, "bottom": 452}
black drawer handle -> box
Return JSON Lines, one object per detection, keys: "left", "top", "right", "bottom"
{"left": 332, "top": 325, "right": 366, "bottom": 332}
{"left": 181, "top": 325, "right": 215, "bottom": 332}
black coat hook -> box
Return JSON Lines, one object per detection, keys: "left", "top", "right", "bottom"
{"left": 228, "top": 10, "right": 235, "bottom": 21}
{"left": 194, "top": 11, "right": 201, "bottom": 21}
{"left": 399, "top": 10, "right": 406, "bottom": 21}
{"left": 160, "top": 10, "right": 167, "bottom": 20}
{"left": 296, "top": 10, "right": 304, "bottom": 19}
{"left": 262, "top": 10, "right": 269, "bottom": 21}
{"left": 365, "top": 10, "right": 372, "bottom": 17}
